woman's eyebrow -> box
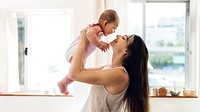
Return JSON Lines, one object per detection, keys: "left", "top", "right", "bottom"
{"left": 124, "top": 35, "right": 129, "bottom": 40}
{"left": 127, "top": 35, "right": 134, "bottom": 43}
{"left": 124, "top": 35, "right": 133, "bottom": 41}
{"left": 124, "top": 35, "right": 130, "bottom": 42}
{"left": 129, "top": 34, "right": 134, "bottom": 38}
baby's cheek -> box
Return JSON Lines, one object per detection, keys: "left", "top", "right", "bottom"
{"left": 108, "top": 31, "right": 113, "bottom": 35}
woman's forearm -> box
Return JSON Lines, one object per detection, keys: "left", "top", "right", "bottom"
{"left": 69, "top": 29, "right": 88, "bottom": 79}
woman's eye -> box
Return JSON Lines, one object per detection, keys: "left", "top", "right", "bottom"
{"left": 122, "top": 37, "right": 125, "bottom": 40}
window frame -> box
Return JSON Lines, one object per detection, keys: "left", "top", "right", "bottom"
{"left": 16, "top": 9, "right": 74, "bottom": 94}
{"left": 129, "top": 0, "right": 192, "bottom": 90}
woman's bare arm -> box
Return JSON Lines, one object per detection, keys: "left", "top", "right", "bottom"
{"left": 68, "top": 29, "right": 127, "bottom": 86}
{"left": 68, "top": 29, "right": 87, "bottom": 76}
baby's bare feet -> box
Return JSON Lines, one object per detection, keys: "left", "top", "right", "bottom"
{"left": 57, "top": 81, "right": 66, "bottom": 93}
{"left": 64, "top": 89, "right": 69, "bottom": 95}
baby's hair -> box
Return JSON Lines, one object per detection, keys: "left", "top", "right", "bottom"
{"left": 98, "top": 9, "right": 119, "bottom": 23}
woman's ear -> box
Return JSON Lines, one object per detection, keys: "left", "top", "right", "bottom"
{"left": 124, "top": 49, "right": 128, "bottom": 55}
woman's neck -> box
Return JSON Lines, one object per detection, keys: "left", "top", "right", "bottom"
{"left": 111, "top": 52, "right": 123, "bottom": 68}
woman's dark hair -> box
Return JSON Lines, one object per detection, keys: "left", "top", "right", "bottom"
{"left": 122, "top": 35, "right": 149, "bottom": 112}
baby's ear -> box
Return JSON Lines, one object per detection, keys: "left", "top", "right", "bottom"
{"left": 104, "top": 21, "right": 108, "bottom": 25}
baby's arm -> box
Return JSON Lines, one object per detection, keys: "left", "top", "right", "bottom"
{"left": 86, "top": 26, "right": 109, "bottom": 52}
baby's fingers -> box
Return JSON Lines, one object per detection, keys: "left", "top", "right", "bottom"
{"left": 103, "top": 47, "right": 108, "bottom": 52}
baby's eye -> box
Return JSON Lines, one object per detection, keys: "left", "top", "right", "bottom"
{"left": 122, "top": 37, "right": 125, "bottom": 40}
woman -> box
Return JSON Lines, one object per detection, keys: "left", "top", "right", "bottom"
{"left": 68, "top": 29, "right": 149, "bottom": 112}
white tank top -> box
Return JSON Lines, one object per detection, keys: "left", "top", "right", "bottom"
{"left": 81, "top": 66, "right": 129, "bottom": 112}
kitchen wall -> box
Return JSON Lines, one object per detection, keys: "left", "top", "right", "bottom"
{"left": 0, "top": 0, "right": 200, "bottom": 112}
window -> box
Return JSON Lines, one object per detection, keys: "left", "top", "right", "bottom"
{"left": 128, "top": 0, "right": 189, "bottom": 91}
{"left": 17, "top": 9, "right": 74, "bottom": 94}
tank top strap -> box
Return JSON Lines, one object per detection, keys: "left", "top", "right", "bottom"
{"left": 120, "top": 66, "right": 128, "bottom": 75}
{"left": 112, "top": 66, "right": 128, "bottom": 75}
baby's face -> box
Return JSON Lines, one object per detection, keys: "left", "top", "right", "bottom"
{"left": 103, "top": 20, "right": 119, "bottom": 36}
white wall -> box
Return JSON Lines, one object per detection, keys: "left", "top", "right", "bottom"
{"left": 0, "top": 0, "right": 200, "bottom": 112}
{"left": 0, "top": 0, "right": 96, "bottom": 37}
{"left": 0, "top": 83, "right": 92, "bottom": 112}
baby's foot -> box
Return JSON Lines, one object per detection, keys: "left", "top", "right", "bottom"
{"left": 57, "top": 81, "right": 66, "bottom": 93}
{"left": 64, "top": 87, "right": 69, "bottom": 95}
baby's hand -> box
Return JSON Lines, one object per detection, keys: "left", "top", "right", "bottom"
{"left": 98, "top": 41, "right": 110, "bottom": 52}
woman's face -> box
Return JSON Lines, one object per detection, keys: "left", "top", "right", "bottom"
{"left": 110, "top": 35, "right": 133, "bottom": 53}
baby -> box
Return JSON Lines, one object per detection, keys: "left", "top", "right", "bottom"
{"left": 58, "top": 9, "right": 119, "bottom": 94}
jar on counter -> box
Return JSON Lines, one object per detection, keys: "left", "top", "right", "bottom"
{"left": 158, "top": 87, "right": 167, "bottom": 96}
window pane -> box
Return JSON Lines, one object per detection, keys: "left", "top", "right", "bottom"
{"left": 146, "top": 3, "right": 186, "bottom": 88}
{"left": 27, "top": 13, "right": 73, "bottom": 93}
{"left": 128, "top": 2, "right": 187, "bottom": 89}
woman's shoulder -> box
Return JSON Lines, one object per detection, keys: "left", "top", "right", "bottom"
{"left": 105, "top": 66, "right": 129, "bottom": 80}
{"left": 103, "top": 66, "right": 129, "bottom": 94}
{"left": 113, "top": 66, "right": 128, "bottom": 75}
{"left": 108, "top": 66, "right": 127, "bottom": 72}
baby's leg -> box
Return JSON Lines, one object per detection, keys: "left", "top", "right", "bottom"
{"left": 58, "top": 56, "right": 75, "bottom": 94}
{"left": 58, "top": 75, "right": 74, "bottom": 94}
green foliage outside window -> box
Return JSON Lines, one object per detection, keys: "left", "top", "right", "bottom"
{"left": 149, "top": 53, "right": 173, "bottom": 69}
